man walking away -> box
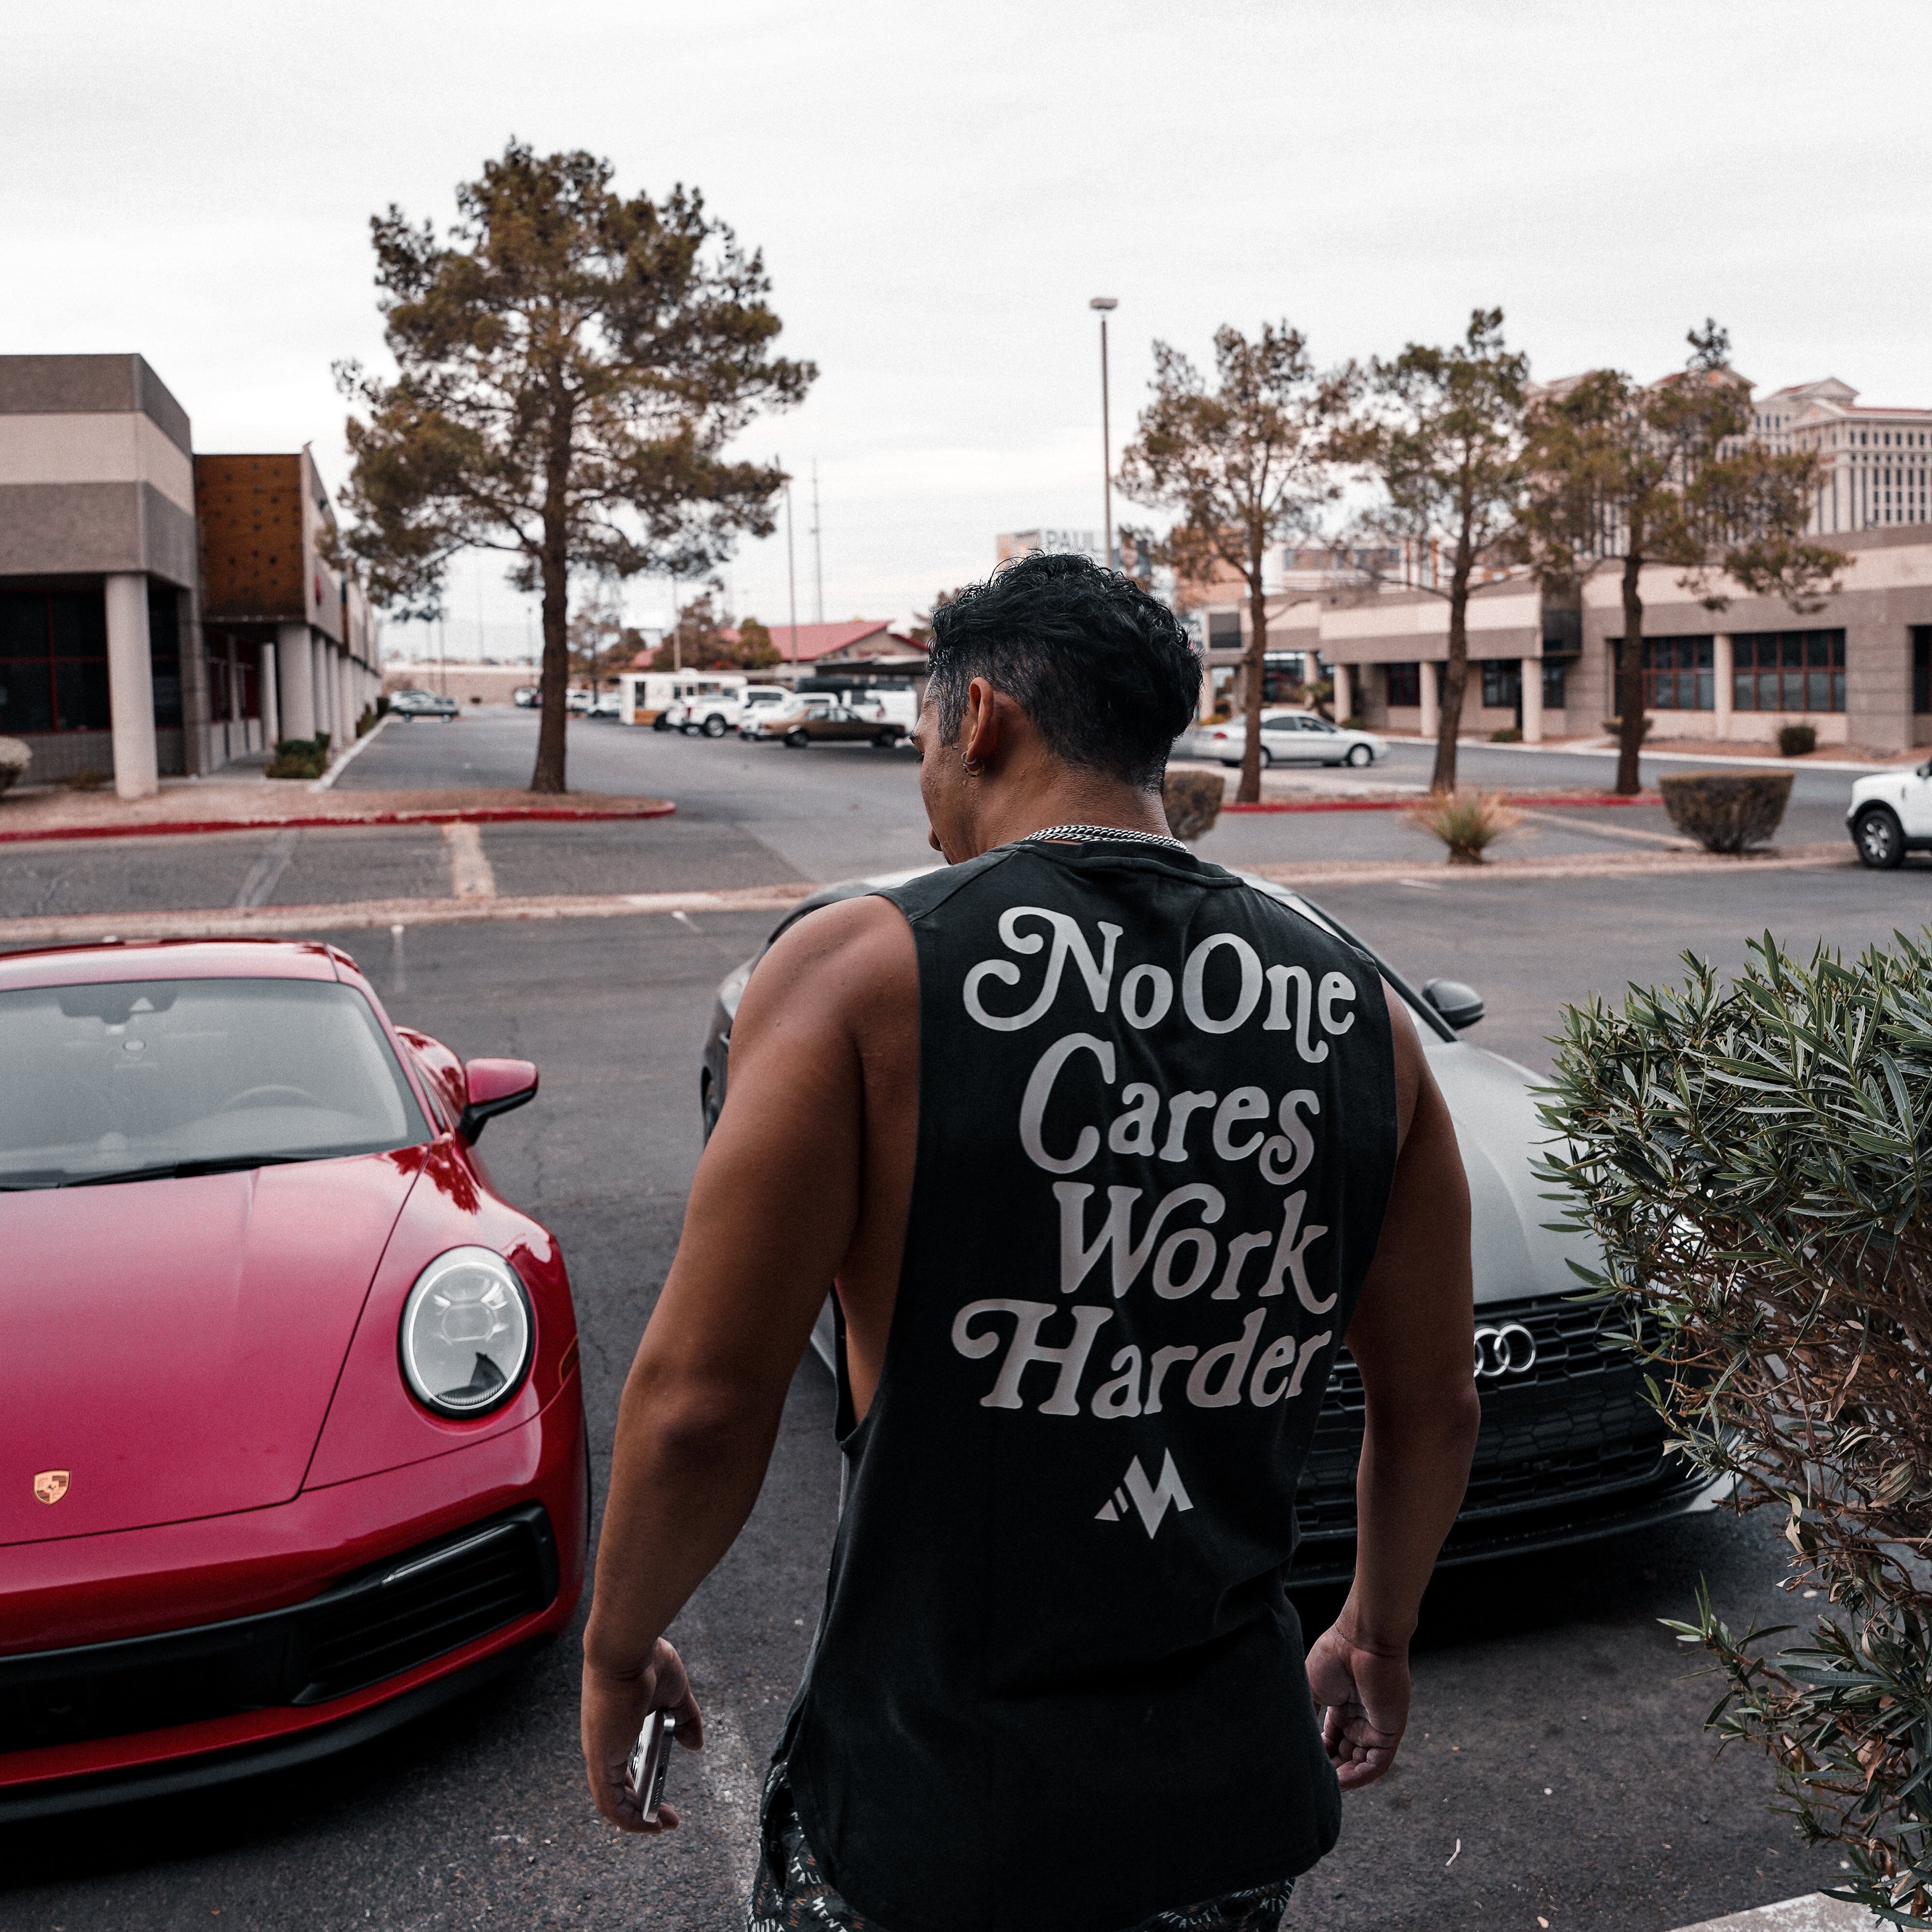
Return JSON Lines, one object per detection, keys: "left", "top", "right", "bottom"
{"left": 582, "top": 552, "right": 1480, "bottom": 1931}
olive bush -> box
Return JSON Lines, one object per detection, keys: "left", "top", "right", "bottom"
{"left": 1537, "top": 933, "right": 1932, "bottom": 1927}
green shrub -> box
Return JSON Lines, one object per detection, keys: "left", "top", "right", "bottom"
{"left": 1162, "top": 767, "right": 1224, "bottom": 842}
{"left": 1658, "top": 771, "right": 1793, "bottom": 853}
{"left": 1404, "top": 789, "right": 1521, "bottom": 864}
{"left": 355, "top": 705, "right": 378, "bottom": 737}
{"left": 1780, "top": 722, "right": 1818, "bottom": 757}
{"left": 1491, "top": 725, "right": 1522, "bottom": 743}
{"left": 266, "top": 737, "right": 329, "bottom": 780}
{"left": 1342, "top": 713, "right": 1367, "bottom": 731}
{"left": 1538, "top": 934, "right": 1932, "bottom": 1927}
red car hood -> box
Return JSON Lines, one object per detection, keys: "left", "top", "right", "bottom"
{"left": 1, "top": 1151, "right": 422, "bottom": 1546}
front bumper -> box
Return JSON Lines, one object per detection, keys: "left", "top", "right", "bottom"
{"left": 0, "top": 1384, "right": 585, "bottom": 1812}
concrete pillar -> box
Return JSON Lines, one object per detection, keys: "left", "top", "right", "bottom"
{"left": 338, "top": 650, "right": 355, "bottom": 739}
{"left": 277, "top": 622, "right": 316, "bottom": 740}
{"left": 1522, "top": 656, "right": 1544, "bottom": 744}
{"left": 103, "top": 574, "right": 159, "bottom": 801}
{"left": 1713, "top": 634, "right": 1733, "bottom": 742}
{"left": 1332, "top": 661, "right": 1352, "bottom": 724}
{"left": 1419, "top": 657, "right": 1439, "bottom": 741}
{"left": 259, "top": 641, "right": 280, "bottom": 747}
{"left": 318, "top": 645, "right": 337, "bottom": 740}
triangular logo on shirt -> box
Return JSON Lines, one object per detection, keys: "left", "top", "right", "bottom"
{"left": 1095, "top": 1451, "right": 1193, "bottom": 1537}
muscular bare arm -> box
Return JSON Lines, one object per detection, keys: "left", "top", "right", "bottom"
{"left": 1304, "top": 985, "right": 1479, "bottom": 1790}
{"left": 579, "top": 895, "right": 915, "bottom": 1832}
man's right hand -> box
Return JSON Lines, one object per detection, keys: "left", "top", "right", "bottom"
{"left": 582, "top": 1637, "right": 704, "bottom": 1834}
{"left": 1306, "top": 1622, "right": 1410, "bottom": 1790}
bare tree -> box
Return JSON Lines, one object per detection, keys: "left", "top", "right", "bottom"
{"left": 336, "top": 141, "right": 813, "bottom": 793}
{"left": 1119, "top": 324, "right": 1352, "bottom": 803}
{"left": 1517, "top": 322, "right": 1844, "bottom": 795}
{"left": 1338, "top": 309, "right": 1529, "bottom": 793}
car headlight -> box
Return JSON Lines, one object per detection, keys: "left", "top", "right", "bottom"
{"left": 399, "top": 1247, "right": 533, "bottom": 1418}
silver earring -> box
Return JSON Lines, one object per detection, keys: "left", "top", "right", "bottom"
{"left": 962, "top": 754, "right": 985, "bottom": 777}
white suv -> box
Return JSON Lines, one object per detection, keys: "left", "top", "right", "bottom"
{"left": 1847, "top": 760, "right": 1932, "bottom": 867}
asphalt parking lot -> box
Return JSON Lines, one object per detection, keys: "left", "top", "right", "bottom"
{"left": 3, "top": 718, "right": 1922, "bottom": 1930}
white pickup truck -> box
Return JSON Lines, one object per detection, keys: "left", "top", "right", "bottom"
{"left": 1847, "top": 758, "right": 1932, "bottom": 867}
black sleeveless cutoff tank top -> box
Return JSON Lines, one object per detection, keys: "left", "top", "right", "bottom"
{"left": 780, "top": 839, "right": 1400, "bottom": 1932}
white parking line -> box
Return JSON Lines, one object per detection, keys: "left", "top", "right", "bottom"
{"left": 442, "top": 822, "right": 497, "bottom": 898}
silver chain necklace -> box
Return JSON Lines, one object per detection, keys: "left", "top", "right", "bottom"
{"left": 1025, "top": 822, "right": 1187, "bottom": 852}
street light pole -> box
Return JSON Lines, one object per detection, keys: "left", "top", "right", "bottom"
{"left": 1091, "top": 296, "right": 1118, "bottom": 569}
{"left": 784, "top": 469, "right": 798, "bottom": 671}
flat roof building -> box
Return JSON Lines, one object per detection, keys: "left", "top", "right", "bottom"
{"left": 0, "top": 355, "right": 381, "bottom": 795}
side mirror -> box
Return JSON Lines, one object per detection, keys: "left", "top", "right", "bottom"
{"left": 1423, "top": 978, "right": 1486, "bottom": 1031}
{"left": 458, "top": 1057, "right": 539, "bottom": 1142}
{"left": 1917, "top": 760, "right": 1932, "bottom": 781}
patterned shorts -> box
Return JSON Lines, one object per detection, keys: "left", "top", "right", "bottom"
{"left": 746, "top": 1759, "right": 1295, "bottom": 1932}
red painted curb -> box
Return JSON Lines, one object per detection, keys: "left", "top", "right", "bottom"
{"left": 1220, "top": 792, "right": 1662, "bottom": 815}
{"left": 0, "top": 802, "right": 677, "bottom": 847}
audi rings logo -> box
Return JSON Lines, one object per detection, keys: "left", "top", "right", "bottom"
{"left": 1474, "top": 1323, "right": 1537, "bottom": 1378}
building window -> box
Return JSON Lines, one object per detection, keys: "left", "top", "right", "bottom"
{"left": 1206, "top": 612, "right": 1242, "bottom": 653}
{"left": 1913, "top": 628, "right": 1931, "bottom": 716}
{"left": 1733, "top": 630, "right": 1846, "bottom": 713}
{"left": 148, "top": 582, "right": 183, "bottom": 729}
{"left": 0, "top": 588, "right": 111, "bottom": 734}
{"left": 1611, "top": 635, "right": 1714, "bottom": 710}
{"left": 1385, "top": 661, "right": 1420, "bottom": 707}
{"left": 206, "top": 629, "right": 262, "bottom": 723}
{"left": 1543, "top": 661, "right": 1568, "bottom": 710}
{"left": 1480, "top": 659, "right": 1521, "bottom": 709}
{"left": 1259, "top": 652, "right": 1309, "bottom": 704}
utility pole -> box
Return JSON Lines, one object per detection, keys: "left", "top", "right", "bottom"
{"left": 785, "top": 469, "right": 799, "bottom": 670}
{"left": 811, "top": 459, "right": 824, "bottom": 625}
{"left": 669, "top": 574, "right": 681, "bottom": 672}
{"left": 1091, "top": 297, "right": 1118, "bottom": 569}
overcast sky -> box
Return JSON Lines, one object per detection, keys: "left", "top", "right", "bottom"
{"left": 9, "top": 0, "right": 1930, "bottom": 655}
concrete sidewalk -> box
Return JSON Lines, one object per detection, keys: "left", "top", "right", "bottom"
{"left": 1669, "top": 1892, "right": 1877, "bottom": 1930}
{"left": 0, "top": 780, "right": 673, "bottom": 844}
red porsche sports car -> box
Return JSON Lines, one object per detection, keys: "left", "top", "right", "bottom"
{"left": 0, "top": 938, "right": 587, "bottom": 1820}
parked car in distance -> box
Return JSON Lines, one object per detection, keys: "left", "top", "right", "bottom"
{"left": 782, "top": 703, "right": 907, "bottom": 749}
{"left": 741, "top": 695, "right": 830, "bottom": 742}
{"left": 388, "top": 689, "right": 460, "bottom": 722}
{"left": 1180, "top": 710, "right": 1383, "bottom": 768}
{"left": 735, "top": 686, "right": 794, "bottom": 735}
{"left": 512, "top": 686, "right": 539, "bottom": 708}
{"left": 1847, "top": 758, "right": 1932, "bottom": 867}
{"left": 0, "top": 938, "right": 587, "bottom": 1820}
{"left": 798, "top": 684, "right": 919, "bottom": 734}
{"left": 697, "top": 866, "right": 1723, "bottom": 1588}
{"left": 590, "top": 690, "right": 621, "bottom": 719}
{"left": 565, "top": 688, "right": 593, "bottom": 715}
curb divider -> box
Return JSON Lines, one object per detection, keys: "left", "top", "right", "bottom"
{"left": 0, "top": 801, "right": 676, "bottom": 848}
{"left": 1222, "top": 792, "right": 1663, "bottom": 815}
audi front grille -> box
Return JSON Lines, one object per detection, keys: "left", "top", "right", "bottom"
{"left": 1291, "top": 1292, "right": 1708, "bottom": 1576}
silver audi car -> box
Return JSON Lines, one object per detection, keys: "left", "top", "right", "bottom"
{"left": 698, "top": 867, "right": 1722, "bottom": 1585}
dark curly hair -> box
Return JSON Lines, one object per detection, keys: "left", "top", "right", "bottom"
{"left": 925, "top": 553, "right": 1200, "bottom": 791}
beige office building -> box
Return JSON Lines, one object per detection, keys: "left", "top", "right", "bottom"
{"left": 0, "top": 354, "right": 382, "bottom": 795}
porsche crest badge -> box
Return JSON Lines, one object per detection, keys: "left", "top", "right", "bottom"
{"left": 33, "top": 1470, "right": 69, "bottom": 1506}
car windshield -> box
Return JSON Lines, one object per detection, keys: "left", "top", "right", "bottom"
{"left": 0, "top": 976, "right": 430, "bottom": 1187}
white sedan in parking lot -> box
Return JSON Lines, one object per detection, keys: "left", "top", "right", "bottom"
{"left": 1182, "top": 710, "right": 1384, "bottom": 768}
